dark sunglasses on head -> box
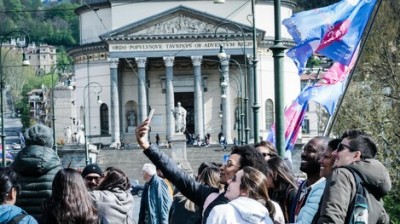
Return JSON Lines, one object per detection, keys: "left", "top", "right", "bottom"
{"left": 337, "top": 143, "right": 357, "bottom": 152}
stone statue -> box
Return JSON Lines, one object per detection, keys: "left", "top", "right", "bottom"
{"left": 172, "top": 102, "right": 187, "bottom": 133}
{"left": 74, "top": 120, "right": 85, "bottom": 145}
{"left": 64, "top": 126, "right": 72, "bottom": 143}
{"left": 127, "top": 108, "right": 136, "bottom": 127}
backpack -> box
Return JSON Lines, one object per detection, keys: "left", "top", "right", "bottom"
{"left": 344, "top": 167, "right": 389, "bottom": 224}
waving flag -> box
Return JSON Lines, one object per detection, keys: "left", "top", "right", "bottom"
{"left": 267, "top": 89, "right": 310, "bottom": 151}
{"left": 321, "top": 45, "right": 359, "bottom": 84}
{"left": 299, "top": 81, "right": 346, "bottom": 115}
{"left": 283, "top": 0, "right": 377, "bottom": 73}
{"left": 267, "top": 79, "right": 346, "bottom": 150}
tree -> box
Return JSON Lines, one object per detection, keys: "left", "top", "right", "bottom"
{"left": 1, "top": 50, "right": 36, "bottom": 102}
{"left": 331, "top": 0, "right": 400, "bottom": 221}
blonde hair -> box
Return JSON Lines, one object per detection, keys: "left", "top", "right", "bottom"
{"left": 175, "top": 165, "right": 221, "bottom": 212}
{"left": 241, "top": 166, "right": 276, "bottom": 220}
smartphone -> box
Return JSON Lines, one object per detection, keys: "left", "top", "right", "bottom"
{"left": 147, "top": 109, "right": 155, "bottom": 122}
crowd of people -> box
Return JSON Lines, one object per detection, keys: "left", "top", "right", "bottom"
{"left": 0, "top": 120, "right": 392, "bottom": 224}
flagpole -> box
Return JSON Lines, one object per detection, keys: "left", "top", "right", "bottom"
{"left": 323, "top": 0, "right": 383, "bottom": 136}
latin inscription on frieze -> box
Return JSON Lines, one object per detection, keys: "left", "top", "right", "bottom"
{"left": 110, "top": 41, "right": 253, "bottom": 52}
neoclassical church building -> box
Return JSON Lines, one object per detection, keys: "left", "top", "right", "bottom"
{"left": 68, "top": 0, "right": 300, "bottom": 146}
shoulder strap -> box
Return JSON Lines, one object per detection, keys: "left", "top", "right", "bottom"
{"left": 342, "top": 167, "right": 367, "bottom": 224}
{"left": 7, "top": 213, "right": 28, "bottom": 224}
{"left": 342, "top": 167, "right": 365, "bottom": 196}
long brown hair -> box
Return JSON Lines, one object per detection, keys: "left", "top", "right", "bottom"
{"left": 96, "top": 166, "right": 131, "bottom": 191}
{"left": 240, "top": 166, "right": 276, "bottom": 220}
{"left": 41, "top": 168, "right": 98, "bottom": 224}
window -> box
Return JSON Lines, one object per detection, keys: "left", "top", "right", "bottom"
{"left": 100, "top": 104, "right": 109, "bottom": 135}
{"left": 265, "top": 99, "right": 274, "bottom": 130}
{"left": 302, "top": 119, "right": 310, "bottom": 134}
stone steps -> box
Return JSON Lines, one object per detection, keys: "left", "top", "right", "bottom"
{"left": 97, "top": 145, "right": 228, "bottom": 184}
{"left": 97, "top": 145, "right": 304, "bottom": 184}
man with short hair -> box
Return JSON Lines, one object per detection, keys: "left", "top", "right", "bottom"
{"left": 81, "top": 164, "right": 102, "bottom": 190}
{"left": 290, "top": 136, "right": 331, "bottom": 223}
{"left": 139, "top": 163, "right": 172, "bottom": 224}
{"left": 316, "top": 130, "right": 391, "bottom": 223}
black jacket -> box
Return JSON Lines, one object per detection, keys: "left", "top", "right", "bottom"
{"left": 144, "top": 145, "right": 223, "bottom": 223}
{"left": 11, "top": 145, "right": 62, "bottom": 220}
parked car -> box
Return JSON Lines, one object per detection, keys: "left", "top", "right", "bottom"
{"left": 131, "top": 179, "right": 144, "bottom": 197}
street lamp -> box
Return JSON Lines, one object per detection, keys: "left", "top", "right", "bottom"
{"left": 217, "top": 49, "right": 245, "bottom": 144}
{"left": 228, "top": 62, "right": 244, "bottom": 144}
{"left": 269, "top": 0, "right": 286, "bottom": 157}
{"left": 83, "top": 82, "right": 102, "bottom": 165}
{"left": 214, "top": 0, "right": 284, "bottom": 152}
{"left": 214, "top": 22, "right": 250, "bottom": 144}
{"left": 0, "top": 30, "right": 30, "bottom": 167}
{"left": 229, "top": 58, "right": 244, "bottom": 145}
{"left": 50, "top": 64, "right": 74, "bottom": 153}
{"left": 249, "top": 0, "right": 261, "bottom": 144}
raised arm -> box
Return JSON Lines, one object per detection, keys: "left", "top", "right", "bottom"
{"left": 136, "top": 120, "right": 218, "bottom": 206}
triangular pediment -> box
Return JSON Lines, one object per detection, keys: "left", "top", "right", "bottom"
{"left": 101, "top": 5, "right": 264, "bottom": 41}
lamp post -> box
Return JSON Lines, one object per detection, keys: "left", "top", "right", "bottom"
{"left": 83, "top": 82, "right": 102, "bottom": 165}
{"left": 223, "top": 56, "right": 244, "bottom": 144}
{"left": 215, "top": 22, "right": 249, "bottom": 144}
{"left": 0, "top": 31, "right": 30, "bottom": 167}
{"left": 249, "top": 0, "right": 261, "bottom": 144}
{"left": 230, "top": 66, "right": 243, "bottom": 145}
{"left": 50, "top": 64, "right": 74, "bottom": 153}
{"left": 269, "top": 0, "right": 286, "bottom": 157}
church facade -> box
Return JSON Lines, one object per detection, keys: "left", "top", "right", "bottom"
{"left": 68, "top": 0, "right": 300, "bottom": 146}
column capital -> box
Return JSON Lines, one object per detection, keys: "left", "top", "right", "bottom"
{"left": 108, "top": 58, "right": 119, "bottom": 68}
{"left": 191, "top": 56, "right": 203, "bottom": 66}
{"left": 163, "top": 56, "right": 175, "bottom": 67}
{"left": 135, "top": 57, "right": 147, "bottom": 68}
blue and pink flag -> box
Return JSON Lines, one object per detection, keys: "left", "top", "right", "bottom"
{"left": 283, "top": 0, "right": 377, "bottom": 74}
{"left": 267, "top": 80, "right": 346, "bottom": 150}
{"left": 299, "top": 81, "right": 346, "bottom": 115}
{"left": 267, "top": 89, "right": 309, "bottom": 151}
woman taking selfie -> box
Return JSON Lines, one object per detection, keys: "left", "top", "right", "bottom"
{"left": 206, "top": 166, "right": 284, "bottom": 224}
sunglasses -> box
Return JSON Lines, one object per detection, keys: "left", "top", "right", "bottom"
{"left": 337, "top": 143, "right": 357, "bottom": 152}
{"left": 224, "top": 160, "right": 239, "bottom": 168}
{"left": 85, "top": 176, "right": 100, "bottom": 181}
{"left": 262, "top": 152, "right": 276, "bottom": 158}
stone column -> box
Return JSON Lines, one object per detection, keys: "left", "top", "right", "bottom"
{"left": 135, "top": 57, "right": 147, "bottom": 123}
{"left": 109, "top": 58, "right": 121, "bottom": 144}
{"left": 220, "top": 56, "right": 232, "bottom": 144}
{"left": 191, "top": 56, "right": 204, "bottom": 140}
{"left": 163, "top": 56, "right": 175, "bottom": 139}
